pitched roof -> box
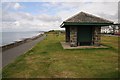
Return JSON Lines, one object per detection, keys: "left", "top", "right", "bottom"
{"left": 64, "top": 12, "right": 113, "bottom": 23}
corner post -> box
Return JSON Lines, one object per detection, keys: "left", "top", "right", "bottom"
{"left": 70, "top": 27, "right": 77, "bottom": 47}
{"left": 94, "top": 26, "right": 101, "bottom": 46}
{"left": 65, "top": 27, "right": 70, "bottom": 42}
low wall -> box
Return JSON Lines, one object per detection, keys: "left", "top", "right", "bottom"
{"left": 1, "top": 34, "right": 44, "bottom": 51}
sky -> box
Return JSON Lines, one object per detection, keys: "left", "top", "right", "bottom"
{"left": 1, "top": 1, "right": 119, "bottom": 32}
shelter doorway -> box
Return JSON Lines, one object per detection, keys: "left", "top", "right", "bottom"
{"left": 77, "top": 26, "right": 92, "bottom": 46}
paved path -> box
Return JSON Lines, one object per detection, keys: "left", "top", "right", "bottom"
{"left": 2, "top": 35, "right": 46, "bottom": 68}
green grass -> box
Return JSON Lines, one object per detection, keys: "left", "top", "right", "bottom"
{"left": 2, "top": 33, "right": 119, "bottom": 78}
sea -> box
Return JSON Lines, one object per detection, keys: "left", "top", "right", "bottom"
{"left": 0, "top": 31, "right": 44, "bottom": 46}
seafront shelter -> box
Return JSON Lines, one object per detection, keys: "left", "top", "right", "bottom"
{"left": 60, "top": 12, "right": 114, "bottom": 47}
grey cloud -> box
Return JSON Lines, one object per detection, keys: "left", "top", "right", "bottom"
{"left": 97, "top": 12, "right": 118, "bottom": 22}
{"left": 17, "top": 12, "right": 34, "bottom": 21}
{"left": 2, "top": 2, "right": 33, "bottom": 22}
{"left": 2, "top": 2, "right": 118, "bottom": 32}
{"left": 118, "top": 2, "right": 120, "bottom": 23}
{"left": 37, "top": 15, "right": 62, "bottom": 22}
{"left": 2, "top": 11, "right": 34, "bottom": 22}
{"left": 2, "top": 2, "right": 22, "bottom": 11}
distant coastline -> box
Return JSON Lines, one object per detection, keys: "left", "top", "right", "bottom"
{"left": 1, "top": 33, "right": 44, "bottom": 51}
{"left": 1, "top": 31, "right": 44, "bottom": 46}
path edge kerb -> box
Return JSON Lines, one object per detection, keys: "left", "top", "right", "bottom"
{"left": 22, "top": 34, "right": 46, "bottom": 55}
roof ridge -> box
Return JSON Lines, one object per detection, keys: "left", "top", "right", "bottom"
{"left": 64, "top": 11, "right": 82, "bottom": 22}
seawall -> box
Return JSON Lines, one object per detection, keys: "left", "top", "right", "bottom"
{"left": 1, "top": 33, "right": 44, "bottom": 52}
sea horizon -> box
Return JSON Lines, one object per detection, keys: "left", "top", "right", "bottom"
{"left": 1, "top": 31, "right": 45, "bottom": 46}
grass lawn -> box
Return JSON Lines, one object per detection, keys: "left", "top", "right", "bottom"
{"left": 2, "top": 33, "right": 119, "bottom": 78}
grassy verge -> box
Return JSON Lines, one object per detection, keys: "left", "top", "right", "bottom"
{"left": 2, "top": 33, "right": 119, "bottom": 78}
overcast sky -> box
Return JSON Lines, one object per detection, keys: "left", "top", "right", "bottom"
{"left": 1, "top": 1, "right": 119, "bottom": 32}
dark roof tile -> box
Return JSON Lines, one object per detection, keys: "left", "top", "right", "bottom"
{"left": 64, "top": 12, "right": 113, "bottom": 23}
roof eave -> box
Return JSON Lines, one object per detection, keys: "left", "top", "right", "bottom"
{"left": 60, "top": 22, "right": 114, "bottom": 28}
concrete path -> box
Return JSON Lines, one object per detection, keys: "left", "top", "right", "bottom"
{"left": 2, "top": 35, "right": 46, "bottom": 68}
